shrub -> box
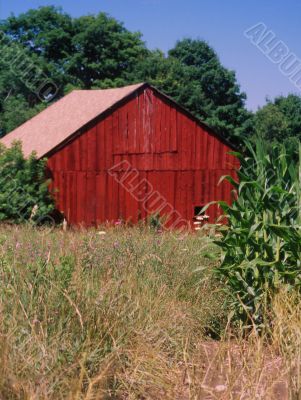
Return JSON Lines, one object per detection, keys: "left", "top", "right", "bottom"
{"left": 205, "top": 139, "right": 301, "bottom": 329}
{"left": 0, "top": 141, "right": 54, "bottom": 223}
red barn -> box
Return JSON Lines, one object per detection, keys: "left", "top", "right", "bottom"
{"left": 1, "top": 83, "right": 239, "bottom": 228}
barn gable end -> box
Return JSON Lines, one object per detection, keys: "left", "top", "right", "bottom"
{"left": 1, "top": 83, "right": 239, "bottom": 228}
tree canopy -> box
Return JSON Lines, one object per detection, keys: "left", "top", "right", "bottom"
{"left": 0, "top": 6, "right": 250, "bottom": 142}
{"left": 0, "top": 142, "right": 54, "bottom": 222}
{"left": 253, "top": 94, "right": 301, "bottom": 145}
{"left": 131, "top": 39, "right": 250, "bottom": 140}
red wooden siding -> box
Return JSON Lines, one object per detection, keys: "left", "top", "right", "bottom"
{"left": 47, "top": 87, "right": 239, "bottom": 227}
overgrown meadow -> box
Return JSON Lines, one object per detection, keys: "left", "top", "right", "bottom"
{"left": 0, "top": 224, "right": 300, "bottom": 399}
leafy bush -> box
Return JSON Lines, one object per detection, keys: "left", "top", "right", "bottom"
{"left": 0, "top": 141, "right": 54, "bottom": 223}
{"left": 206, "top": 139, "right": 301, "bottom": 329}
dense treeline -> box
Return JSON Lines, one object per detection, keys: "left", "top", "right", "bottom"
{"left": 1, "top": 6, "right": 301, "bottom": 146}
{"left": 0, "top": 5, "right": 248, "bottom": 143}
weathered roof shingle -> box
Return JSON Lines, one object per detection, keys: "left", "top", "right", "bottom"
{"left": 1, "top": 83, "right": 145, "bottom": 158}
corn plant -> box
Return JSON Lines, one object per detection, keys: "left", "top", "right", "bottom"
{"left": 204, "top": 139, "right": 301, "bottom": 329}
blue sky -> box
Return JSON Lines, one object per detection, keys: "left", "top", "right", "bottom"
{"left": 1, "top": 0, "right": 301, "bottom": 110}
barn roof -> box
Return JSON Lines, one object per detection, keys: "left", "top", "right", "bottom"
{"left": 1, "top": 82, "right": 235, "bottom": 158}
{"left": 1, "top": 83, "right": 145, "bottom": 158}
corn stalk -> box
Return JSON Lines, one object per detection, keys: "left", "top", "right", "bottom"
{"left": 203, "top": 139, "right": 301, "bottom": 329}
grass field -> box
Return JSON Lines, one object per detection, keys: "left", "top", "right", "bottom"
{"left": 0, "top": 224, "right": 299, "bottom": 399}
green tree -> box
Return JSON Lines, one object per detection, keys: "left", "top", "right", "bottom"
{"left": 70, "top": 13, "right": 148, "bottom": 88}
{"left": 0, "top": 142, "right": 54, "bottom": 222}
{"left": 254, "top": 103, "right": 289, "bottom": 143}
{"left": 0, "top": 6, "right": 149, "bottom": 135}
{"left": 0, "top": 95, "right": 46, "bottom": 136}
{"left": 253, "top": 94, "right": 301, "bottom": 145}
{"left": 132, "top": 39, "right": 251, "bottom": 142}
{"left": 0, "top": 9, "right": 250, "bottom": 143}
{"left": 0, "top": 6, "right": 148, "bottom": 90}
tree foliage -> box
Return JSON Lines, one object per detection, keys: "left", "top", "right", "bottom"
{"left": 253, "top": 94, "right": 301, "bottom": 146}
{"left": 0, "top": 142, "right": 54, "bottom": 222}
{"left": 0, "top": 95, "right": 45, "bottom": 136}
{"left": 0, "top": 6, "right": 249, "bottom": 142}
{"left": 131, "top": 39, "right": 250, "bottom": 141}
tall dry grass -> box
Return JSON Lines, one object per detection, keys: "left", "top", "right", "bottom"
{"left": 0, "top": 224, "right": 300, "bottom": 399}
